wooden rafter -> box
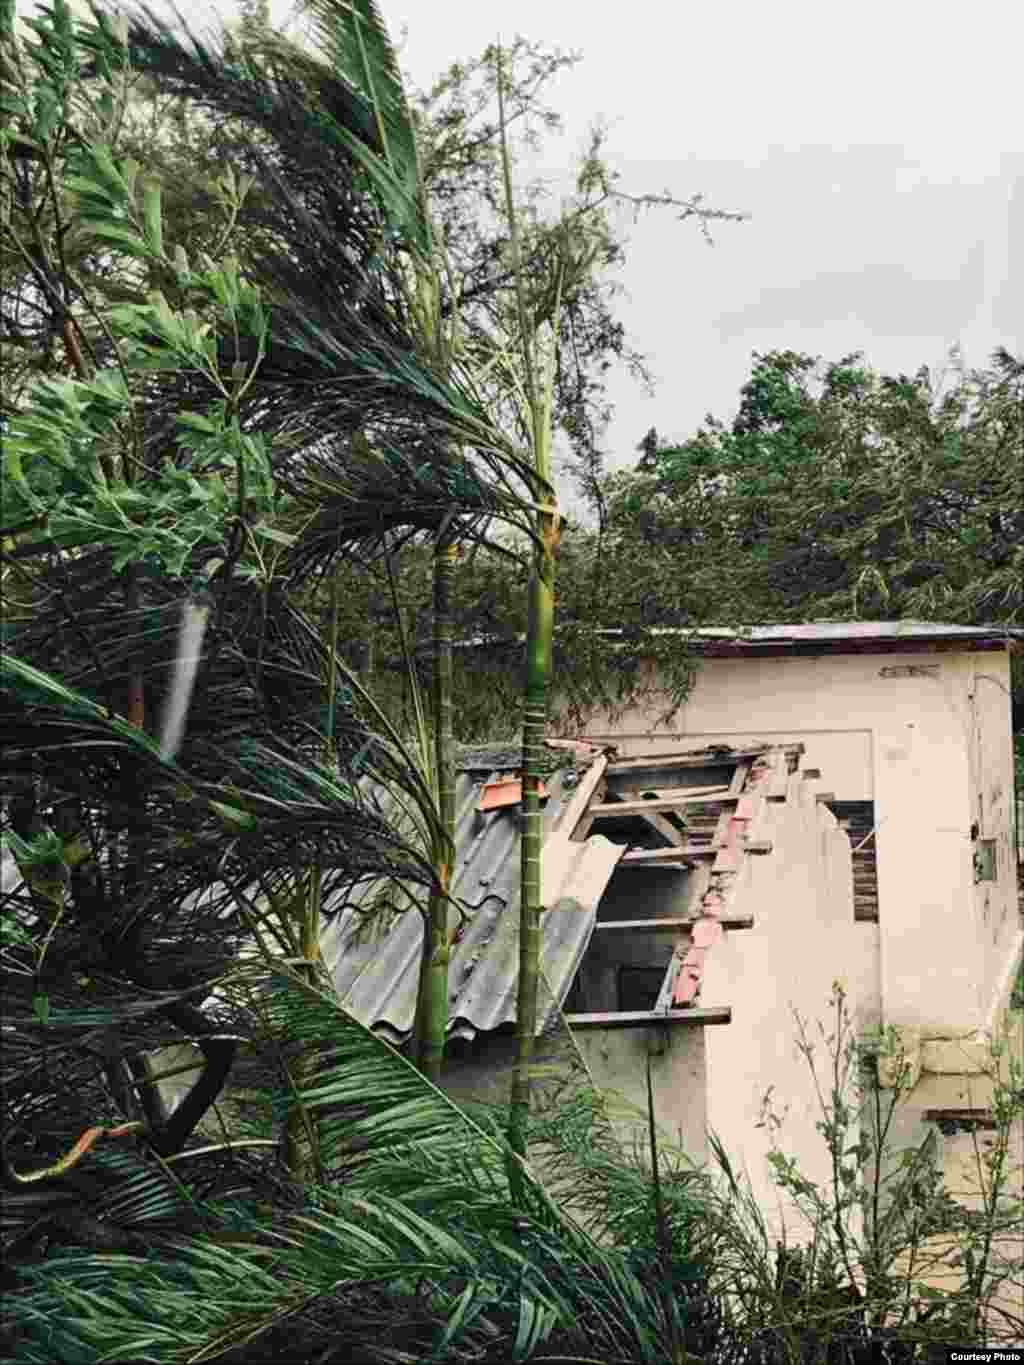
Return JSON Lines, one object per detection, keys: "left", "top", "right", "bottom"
{"left": 588, "top": 790, "right": 733, "bottom": 818}
{"left": 594, "top": 916, "right": 754, "bottom": 932}
{"left": 564, "top": 1007, "right": 731, "bottom": 1029}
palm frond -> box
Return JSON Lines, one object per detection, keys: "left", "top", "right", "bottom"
{"left": 108, "top": 7, "right": 541, "bottom": 559}
{"left": 271, "top": 0, "right": 427, "bottom": 257}
{"left": 236, "top": 961, "right": 516, "bottom": 1170}
{"left": 0, "top": 634, "right": 450, "bottom": 1262}
{"left": 6, "top": 965, "right": 685, "bottom": 1364}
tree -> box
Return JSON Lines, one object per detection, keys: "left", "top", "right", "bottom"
{"left": 0, "top": 0, "right": 506, "bottom": 1215}
{"left": 608, "top": 346, "right": 1024, "bottom": 627}
{"left": 1, "top": 0, "right": 743, "bottom": 1250}
{"left": 2, "top": 23, "right": 730, "bottom": 1351}
{"left": 603, "top": 347, "right": 1024, "bottom": 743}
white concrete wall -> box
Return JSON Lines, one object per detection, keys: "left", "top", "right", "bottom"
{"left": 698, "top": 777, "right": 864, "bottom": 1239}
{"left": 441, "top": 1024, "right": 709, "bottom": 1166}
{"left": 577, "top": 645, "right": 1021, "bottom": 1038}
{"left": 573, "top": 1024, "right": 708, "bottom": 1161}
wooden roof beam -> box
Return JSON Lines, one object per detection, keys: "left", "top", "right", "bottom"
{"left": 595, "top": 916, "right": 754, "bottom": 932}
{"left": 565, "top": 1007, "right": 732, "bottom": 1029}
{"left": 589, "top": 791, "right": 733, "bottom": 818}
{"left": 605, "top": 743, "right": 804, "bottom": 774}
{"left": 619, "top": 846, "right": 715, "bottom": 866}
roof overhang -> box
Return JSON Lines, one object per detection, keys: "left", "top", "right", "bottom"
{"left": 452, "top": 624, "right": 1024, "bottom": 660}
{"left": 692, "top": 636, "right": 1020, "bottom": 659}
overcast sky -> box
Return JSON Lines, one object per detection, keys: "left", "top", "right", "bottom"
{"left": 29, "top": 0, "right": 1024, "bottom": 497}
{"left": 292, "top": 1, "right": 1022, "bottom": 492}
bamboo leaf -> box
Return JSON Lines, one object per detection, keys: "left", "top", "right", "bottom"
{"left": 253, "top": 522, "right": 297, "bottom": 547}
{"left": 78, "top": 221, "right": 149, "bottom": 256}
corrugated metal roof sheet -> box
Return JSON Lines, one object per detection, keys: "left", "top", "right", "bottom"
{"left": 320, "top": 764, "right": 625, "bottom": 1043}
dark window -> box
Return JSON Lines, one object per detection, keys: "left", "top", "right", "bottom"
{"left": 617, "top": 966, "right": 667, "bottom": 1012}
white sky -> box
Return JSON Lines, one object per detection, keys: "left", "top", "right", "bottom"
{"left": 383, "top": 1, "right": 1024, "bottom": 465}
{"left": 23, "top": 0, "right": 1024, "bottom": 501}
{"left": 279, "top": 1, "right": 1024, "bottom": 491}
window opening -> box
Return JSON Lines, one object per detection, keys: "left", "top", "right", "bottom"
{"left": 617, "top": 966, "right": 667, "bottom": 1013}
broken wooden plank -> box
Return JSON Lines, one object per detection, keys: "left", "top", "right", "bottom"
{"left": 615, "top": 787, "right": 688, "bottom": 847}
{"left": 564, "top": 1007, "right": 732, "bottom": 1029}
{"left": 590, "top": 792, "right": 728, "bottom": 818}
{"left": 557, "top": 758, "right": 609, "bottom": 837}
{"left": 606, "top": 749, "right": 773, "bottom": 774}
{"left": 605, "top": 785, "right": 735, "bottom": 802}
{"left": 727, "top": 762, "right": 751, "bottom": 796}
{"left": 571, "top": 815, "right": 594, "bottom": 841}
{"left": 595, "top": 915, "right": 754, "bottom": 932}
{"left": 619, "top": 846, "right": 714, "bottom": 865}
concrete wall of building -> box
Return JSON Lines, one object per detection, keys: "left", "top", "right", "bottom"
{"left": 441, "top": 1024, "right": 708, "bottom": 1166}
{"left": 967, "top": 655, "right": 1023, "bottom": 1033}
{"left": 697, "top": 774, "right": 864, "bottom": 1238}
{"left": 578, "top": 646, "right": 1022, "bottom": 1039}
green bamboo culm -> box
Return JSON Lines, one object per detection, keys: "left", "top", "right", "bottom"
{"left": 418, "top": 533, "right": 457, "bottom": 1081}
{"left": 509, "top": 495, "right": 558, "bottom": 1170}
{"left": 495, "top": 40, "right": 565, "bottom": 1185}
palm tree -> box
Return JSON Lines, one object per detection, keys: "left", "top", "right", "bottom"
{"left": 0, "top": 0, "right": 554, "bottom": 1231}
{"left": 109, "top": 2, "right": 558, "bottom": 1090}
{"left": 0, "top": 0, "right": 497, "bottom": 1220}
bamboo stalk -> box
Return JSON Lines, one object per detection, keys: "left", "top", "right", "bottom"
{"left": 496, "top": 42, "right": 565, "bottom": 1178}
{"left": 508, "top": 496, "right": 558, "bottom": 1166}
{"left": 418, "top": 534, "right": 457, "bottom": 1082}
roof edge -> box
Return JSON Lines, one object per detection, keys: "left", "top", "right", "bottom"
{"left": 451, "top": 623, "right": 1024, "bottom": 658}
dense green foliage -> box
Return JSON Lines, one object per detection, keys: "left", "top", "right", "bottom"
{"left": 607, "top": 348, "right": 1024, "bottom": 741}
{"left": 610, "top": 347, "right": 1022, "bottom": 628}
{"left": 314, "top": 345, "right": 1023, "bottom": 740}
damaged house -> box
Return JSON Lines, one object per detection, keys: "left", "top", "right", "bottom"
{"left": 151, "top": 620, "right": 1021, "bottom": 1230}
{"left": 318, "top": 619, "right": 1022, "bottom": 1227}
{"left": 319, "top": 736, "right": 861, "bottom": 1226}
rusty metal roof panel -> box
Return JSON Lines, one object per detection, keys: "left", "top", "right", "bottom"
{"left": 319, "top": 765, "right": 625, "bottom": 1044}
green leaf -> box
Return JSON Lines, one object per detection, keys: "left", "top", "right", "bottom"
{"left": 79, "top": 221, "right": 149, "bottom": 257}
{"left": 253, "top": 523, "right": 296, "bottom": 547}
{"left": 176, "top": 411, "right": 220, "bottom": 434}
{"left": 32, "top": 993, "right": 50, "bottom": 1026}
{"left": 209, "top": 800, "right": 258, "bottom": 831}
{"left": 111, "top": 541, "right": 140, "bottom": 571}
{"left": 85, "top": 143, "right": 128, "bottom": 196}
{"left": 121, "top": 156, "right": 140, "bottom": 201}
